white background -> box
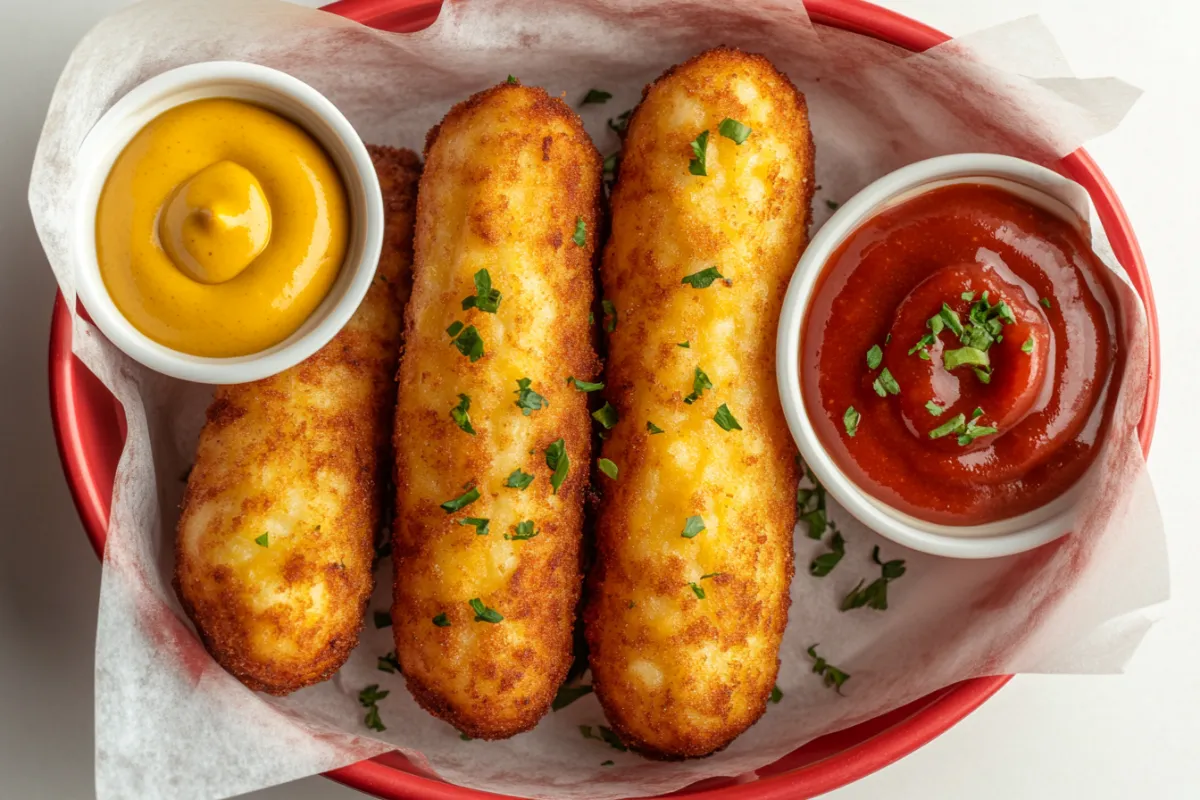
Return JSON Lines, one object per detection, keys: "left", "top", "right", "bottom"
{"left": 1, "top": 0, "right": 1196, "bottom": 797}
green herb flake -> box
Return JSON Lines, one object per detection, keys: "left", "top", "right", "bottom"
{"left": 713, "top": 403, "right": 743, "bottom": 431}
{"left": 928, "top": 413, "right": 967, "bottom": 440}
{"left": 974, "top": 367, "right": 992, "bottom": 384}
{"left": 450, "top": 394, "right": 476, "bottom": 435}
{"left": 807, "top": 644, "right": 851, "bottom": 693}
{"left": 607, "top": 110, "right": 633, "bottom": 136}
{"left": 943, "top": 346, "right": 990, "bottom": 371}
{"left": 872, "top": 367, "right": 900, "bottom": 397}
{"left": 681, "top": 515, "right": 706, "bottom": 539}
{"left": 458, "top": 517, "right": 490, "bottom": 536}
{"left": 592, "top": 402, "right": 619, "bottom": 429}
{"left": 688, "top": 129, "right": 710, "bottom": 176}
{"left": 254, "top": 532, "right": 269, "bottom": 548}
{"left": 505, "top": 520, "right": 538, "bottom": 541}
{"left": 908, "top": 333, "right": 935, "bottom": 356}
{"left": 678, "top": 341, "right": 690, "bottom": 348}
{"left": 545, "top": 438, "right": 569, "bottom": 494}
{"left": 680, "top": 266, "right": 725, "bottom": 289}
{"left": 601, "top": 299, "right": 617, "bottom": 332}
{"left": 1022, "top": 336, "right": 1035, "bottom": 354}
{"left": 866, "top": 344, "right": 883, "bottom": 370}
{"left": 961, "top": 291, "right": 976, "bottom": 302}
{"left": 769, "top": 685, "right": 784, "bottom": 704}
{"left": 843, "top": 406, "right": 860, "bottom": 437}
{"left": 647, "top": 421, "right": 665, "bottom": 435}
{"left": 469, "top": 598, "right": 503, "bottom": 623}
{"left": 506, "top": 75, "right": 518, "bottom": 84}
{"left": 377, "top": 651, "right": 401, "bottom": 673}
{"left": 809, "top": 530, "right": 846, "bottom": 577}
{"left": 598, "top": 458, "right": 618, "bottom": 480}
{"left": 359, "top": 684, "right": 390, "bottom": 732}
{"left": 374, "top": 611, "right": 392, "bottom": 629}
{"left": 552, "top": 684, "right": 594, "bottom": 711}
{"left": 1040, "top": 297, "right": 1052, "bottom": 309}
{"left": 432, "top": 613, "right": 451, "bottom": 627}
{"left": 449, "top": 324, "right": 485, "bottom": 362}
{"left": 446, "top": 320, "right": 464, "bottom": 338}
{"left": 602, "top": 152, "right": 619, "bottom": 175}
{"left": 825, "top": 199, "right": 840, "bottom": 211}
{"left": 689, "top": 582, "right": 706, "bottom": 600}
{"left": 925, "top": 400, "right": 945, "bottom": 416}
{"left": 461, "top": 268, "right": 501, "bottom": 313}
{"left": 440, "top": 486, "right": 481, "bottom": 513}
{"left": 840, "top": 546, "right": 906, "bottom": 613}
{"left": 459, "top": 731, "right": 472, "bottom": 740}
{"left": 581, "top": 88, "right": 612, "bottom": 105}
{"left": 572, "top": 217, "right": 587, "bottom": 247}
{"left": 505, "top": 468, "right": 534, "bottom": 490}
{"left": 683, "top": 367, "right": 713, "bottom": 405}
{"left": 514, "top": 377, "right": 549, "bottom": 416}
{"left": 717, "top": 117, "right": 752, "bottom": 144}
{"left": 567, "top": 376, "right": 605, "bottom": 392}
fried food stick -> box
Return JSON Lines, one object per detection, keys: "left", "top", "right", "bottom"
{"left": 584, "top": 48, "right": 813, "bottom": 758}
{"left": 174, "top": 146, "right": 420, "bottom": 695}
{"left": 391, "top": 83, "right": 601, "bottom": 739}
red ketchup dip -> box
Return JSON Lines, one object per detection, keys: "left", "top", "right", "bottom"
{"left": 802, "top": 183, "right": 1121, "bottom": 525}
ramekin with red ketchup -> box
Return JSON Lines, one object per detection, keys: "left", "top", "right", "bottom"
{"left": 777, "top": 154, "right": 1125, "bottom": 558}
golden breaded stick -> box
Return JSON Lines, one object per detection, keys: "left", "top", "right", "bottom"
{"left": 584, "top": 48, "right": 812, "bottom": 758}
{"left": 391, "top": 83, "right": 601, "bottom": 739}
{"left": 174, "top": 146, "right": 420, "bottom": 695}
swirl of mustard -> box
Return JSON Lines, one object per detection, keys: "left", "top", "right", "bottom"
{"left": 96, "top": 98, "right": 349, "bottom": 358}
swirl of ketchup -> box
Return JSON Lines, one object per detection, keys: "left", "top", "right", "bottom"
{"left": 801, "top": 183, "right": 1120, "bottom": 525}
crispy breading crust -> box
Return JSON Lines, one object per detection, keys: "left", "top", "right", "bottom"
{"left": 584, "top": 47, "right": 812, "bottom": 758}
{"left": 174, "top": 146, "right": 420, "bottom": 695}
{"left": 392, "top": 83, "right": 602, "bottom": 739}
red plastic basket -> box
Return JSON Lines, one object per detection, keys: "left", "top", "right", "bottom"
{"left": 48, "top": 1, "right": 1160, "bottom": 797}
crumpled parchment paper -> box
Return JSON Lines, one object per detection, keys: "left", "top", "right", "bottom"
{"left": 27, "top": 1, "right": 1167, "bottom": 798}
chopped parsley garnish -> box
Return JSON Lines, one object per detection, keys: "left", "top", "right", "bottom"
{"left": 769, "top": 685, "right": 784, "bottom": 703}
{"left": 680, "top": 266, "right": 725, "bottom": 288}
{"left": 928, "top": 413, "right": 967, "bottom": 440}
{"left": 825, "top": 199, "right": 840, "bottom": 210}
{"left": 689, "top": 582, "right": 706, "bottom": 599}
{"left": 796, "top": 464, "right": 833, "bottom": 540}
{"left": 601, "top": 299, "right": 617, "bottom": 332}
{"left": 872, "top": 367, "right": 900, "bottom": 397}
{"left": 1022, "top": 335, "right": 1035, "bottom": 354}
{"left": 809, "top": 530, "right": 845, "bottom": 577}
{"left": 254, "top": 532, "right": 269, "bottom": 548}
{"left": 567, "top": 376, "right": 604, "bottom": 392}
{"left": 713, "top": 403, "right": 742, "bottom": 431}
{"left": 840, "top": 546, "right": 906, "bottom": 612}
{"left": 461, "top": 268, "right": 501, "bottom": 313}
{"left": 1040, "top": 296, "right": 1052, "bottom": 309}
{"left": 807, "top": 645, "right": 851, "bottom": 693}
{"left": 440, "top": 486, "right": 480, "bottom": 513}
{"left": 505, "top": 520, "right": 538, "bottom": 540}
{"left": 911, "top": 292, "right": 1015, "bottom": 383}
{"left": 457, "top": 517, "right": 490, "bottom": 536}
{"left": 597, "top": 458, "right": 618, "bottom": 480}
{"left": 580, "top": 725, "right": 628, "bottom": 752}
{"left": 943, "top": 346, "right": 989, "bottom": 371}
{"left": 432, "top": 613, "right": 451, "bottom": 627}
{"left": 359, "top": 684, "right": 389, "bottom": 732}
{"left": 545, "top": 438, "right": 569, "bottom": 494}
{"left": 843, "top": 406, "right": 860, "bottom": 437}
{"left": 450, "top": 393, "right": 475, "bottom": 435}
{"left": 925, "top": 400, "right": 945, "bottom": 416}
{"left": 647, "top": 421, "right": 665, "bottom": 435}
{"left": 506, "top": 75, "right": 518, "bottom": 84}
{"left": 961, "top": 291, "right": 976, "bottom": 302}
{"left": 602, "top": 152, "right": 619, "bottom": 175}
{"left": 581, "top": 89, "right": 612, "bottom": 105}
{"left": 573, "top": 217, "right": 587, "bottom": 247}
{"left": 866, "top": 344, "right": 883, "bottom": 370}
{"left": 469, "top": 598, "right": 503, "bottom": 623}
{"left": 514, "top": 377, "right": 549, "bottom": 416}
{"left": 677, "top": 341, "right": 690, "bottom": 348}
{"left": 681, "top": 515, "right": 706, "bottom": 539}
{"left": 607, "top": 109, "right": 632, "bottom": 136}
{"left": 683, "top": 367, "right": 713, "bottom": 404}
{"left": 688, "top": 130, "right": 709, "bottom": 176}
{"left": 552, "top": 684, "right": 594, "bottom": 711}
{"left": 928, "top": 407, "right": 998, "bottom": 446}
{"left": 449, "top": 324, "right": 485, "bottom": 361}
{"left": 592, "top": 402, "right": 619, "bottom": 429}
{"left": 374, "top": 611, "right": 392, "bottom": 629}
{"left": 377, "top": 651, "right": 401, "bottom": 673}
{"left": 908, "top": 333, "right": 935, "bottom": 356}
{"left": 717, "top": 117, "right": 752, "bottom": 145}
{"left": 505, "top": 468, "right": 534, "bottom": 490}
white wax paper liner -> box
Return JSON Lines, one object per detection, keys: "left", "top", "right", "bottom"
{"left": 27, "top": 1, "right": 1167, "bottom": 798}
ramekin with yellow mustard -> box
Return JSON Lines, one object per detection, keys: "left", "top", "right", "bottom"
{"left": 74, "top": 61, "right": 382, "bottom": 383}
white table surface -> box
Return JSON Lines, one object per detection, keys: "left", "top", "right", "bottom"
{"left": 2, "top": 0, "right": 1196, "bottom": 797}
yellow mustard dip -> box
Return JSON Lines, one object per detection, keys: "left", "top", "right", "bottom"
{"left": 96, "top": 98, "right": 349, "bottom": 358}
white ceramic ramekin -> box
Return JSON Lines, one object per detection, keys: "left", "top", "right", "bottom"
{"left": 73, "top": 61, "right": 382, "bottom": 384}
{"left": 777, "top": 153, "right": 1106, "bottom": 559}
